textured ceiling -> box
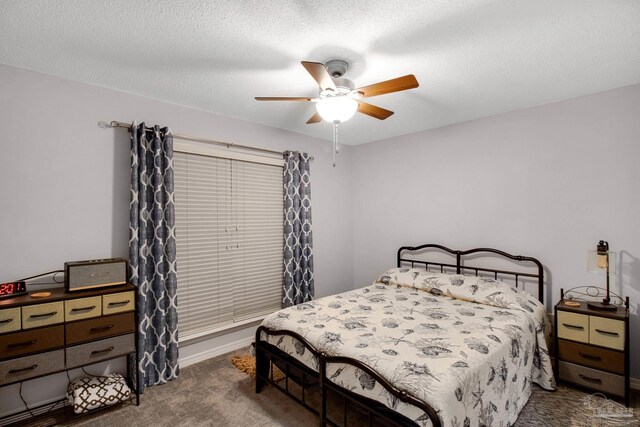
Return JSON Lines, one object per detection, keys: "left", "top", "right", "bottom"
{"left": 1, "top": 0, "right": 639, "bottom": 145}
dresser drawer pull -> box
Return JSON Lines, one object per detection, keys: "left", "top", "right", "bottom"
{"left": 70, "top": 305, "right": 96, "bottom": 312}
{"left": 578, "top": 374, "right": 602, "bottom": 384}
{"left": 578, "top": 352, "right": 602, "bottom": 361}
{"left": 594, "top": 329, "right": 619, "bottom": 337}
{"left": 91, "top": 346, "right": 114, "bottom": 356}
{"left": 562, "top": 323, "right": 584, "bottom": 330}
{"left": 29, "top": 311, "right": 57, "bottom": 319}
{"left": 0, "top": 318, "right": 13, "bottom": 324}
{"left": 108, "top": 300, "right": 130, "bottom": 307}
{"left": 90, "top": 324, "right": 114, "bottom": 333}
{"left": 9, "top": 365, "right": 38, "bottom": 374}
{"left": 7, "top": 340, "right": 37, "bottom": 349}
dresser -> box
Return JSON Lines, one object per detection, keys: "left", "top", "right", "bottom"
{"left": 554, "top": 292, "right": 630, "bottom": 406}
{"left": 0, "top": 284, "right": 139, "bottom": 422}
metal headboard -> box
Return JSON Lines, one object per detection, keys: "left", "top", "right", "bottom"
{"left": 397, "top": 244, "right": 545, "bottom": 303}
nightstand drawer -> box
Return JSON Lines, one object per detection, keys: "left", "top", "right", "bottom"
{"left": 557, "top": 339, "right": 624, "bottom": 375}
{"left": 559, "top": 361, "right": 624, "bottom": 397}
{"left": 102, "top": 292, "right": 134, "bottom": 315}
{"left": 66, "top": 312, "right": 135, "bottom": 345}
{"left": 0, "top": 325, "right": 64, "bottom": 360}
{"left": 22, "top": 302, "right": 64, "bottom": 329}
{"left": 0, "top": 349, "right": 64, "bottom": 385}
{"left": 65, "top": 296, "right": 102, "bottom": 322}
{"left": 0, "top": 308, "right": 21, "bottom": 334}
{"left": 557, "top": 311, "right": 589, "bottom": 343}
{"left": 66, "top": 333, "right": 135, "bottom": 368}
{"left": 589, "top": 316, "right": 625, "bottom": 350}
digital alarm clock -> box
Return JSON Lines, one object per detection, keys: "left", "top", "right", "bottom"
{"left": 0, "top": 281, "right": 28, "bottom": 299}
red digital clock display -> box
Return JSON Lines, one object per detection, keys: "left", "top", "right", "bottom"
{"left": 0, "top": 281, "right": 28, "bottom": 299}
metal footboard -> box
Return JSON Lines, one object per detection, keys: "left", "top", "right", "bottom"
{"left": 256, "top": 326, "right": 442, "bottom": 427}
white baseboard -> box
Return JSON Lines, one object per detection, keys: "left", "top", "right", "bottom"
{"left": 179, "top": 336, "right": 253, "bottom": 368}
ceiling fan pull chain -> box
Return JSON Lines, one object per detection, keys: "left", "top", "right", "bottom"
{"left": 332, "top": 121, "right": 340, "bottom": 167}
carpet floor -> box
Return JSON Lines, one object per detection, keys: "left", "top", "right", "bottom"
{"left": 56, "top": 351, "right": 638, "bottom": 427}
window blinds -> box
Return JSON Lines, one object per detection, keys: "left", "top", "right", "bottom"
{"left": 174, "top": 151, "right": 284, "bottom": 340}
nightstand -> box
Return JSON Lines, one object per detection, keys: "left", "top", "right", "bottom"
{"left": 554, "top": 290, "right": 630, "bottom": 406}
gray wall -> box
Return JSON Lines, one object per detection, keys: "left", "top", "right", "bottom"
{"left": 0, "top": 63, "right": 353, "bottom": 416}
{"left": 351, "top": 83, "right": 640, "bottom": 378}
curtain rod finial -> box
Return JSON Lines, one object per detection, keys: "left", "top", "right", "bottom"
{"left": 97, "top": 121, "right": 111, "bottom": 129}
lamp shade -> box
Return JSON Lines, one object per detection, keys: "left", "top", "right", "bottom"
{"left": 587, "top": 248, "right": 616, "bottom": 274}
{"left": 316, "top": 96, "right": 358, "bottom": 123}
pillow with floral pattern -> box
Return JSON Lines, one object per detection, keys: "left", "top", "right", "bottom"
{"left": 375, "top": 268, "right": 542, "bottom": 314}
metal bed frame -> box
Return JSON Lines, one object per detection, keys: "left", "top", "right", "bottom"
{"left": 256, "top": 244, "right": 545, "bottom": 427}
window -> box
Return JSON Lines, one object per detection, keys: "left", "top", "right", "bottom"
{"left": 174, "top": 147, "right": 284, "bottom": 341}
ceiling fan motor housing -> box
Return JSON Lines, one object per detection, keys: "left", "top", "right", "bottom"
{"left": 325, "top": 59, "right": 349, "bottom": 78}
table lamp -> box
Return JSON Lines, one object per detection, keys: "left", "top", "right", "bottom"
{"left": 587, "top": 240, "right": 616, "bottom": 311}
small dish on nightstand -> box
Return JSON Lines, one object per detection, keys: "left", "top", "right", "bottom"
{"left": 562, "top": 300, "right": 580, "bottom": 307}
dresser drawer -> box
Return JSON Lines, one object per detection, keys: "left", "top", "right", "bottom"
{"left": 557, "top": 311, "right": 589, "bottom": 343}
{"left": 102, "top": 291, "right": 134, "bottom": 315}
{"left": 65, "top": 296, "right": 102, "bottom": 322}
{"left": 22, "top": 302, "right": 64, "bottom": 329}
{"left": 0, "top": 308, "right": 21, "bottom": 334}
{"left": 589, "top": 316, "right": 625, "bottom": 350}
{"left": 66, "top": 312, "right": 135, "bottom": 345}
{"left": 559, "top": 361, "right": 625, "bottom": 396}
{"left": 0, "top": 325, "right": 64, "bottom": 360}
{"left": 0, "top": 349, "right": 64, "bottom": 385}
{"left": 557, "top": 339, "right": 624, "bottom": 375}
{"left": 66, "top": 333, "right": 135, "bottom": 368}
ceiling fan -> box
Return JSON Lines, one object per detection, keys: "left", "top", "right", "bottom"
{"left": 256, "top": 60, "right": 419, "bottom": 125}
{"left": 255, "top": 60, "right": 419, "bottom": 166}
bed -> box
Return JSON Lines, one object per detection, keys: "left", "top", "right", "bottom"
{"left": 256, "top": 244, "right": 556, "bottom": 426}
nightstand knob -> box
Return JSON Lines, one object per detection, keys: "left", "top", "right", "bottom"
{"left": 594, "top": 328, "right": 619, "bottom": 337}
{"left": 579, "top": 374, "right": 602, "bottom": 384}
{"left": 578, "top": 352, "right": 602, "bottom": 361}
{"left": 562, "top": 323, "right": 584, "bottom": 330}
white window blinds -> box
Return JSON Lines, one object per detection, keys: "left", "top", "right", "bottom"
{"left": 174, "top": 151, "right": 284, "bottom": 340}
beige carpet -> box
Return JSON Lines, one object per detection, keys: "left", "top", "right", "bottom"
{"left": 49, "top": 351, "right": 638, "bottom": 427}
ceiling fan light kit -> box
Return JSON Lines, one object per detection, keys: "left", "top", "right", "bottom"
{"left": 316, "top": 96, "right": 359, "bottom": 123}
{"left": 256, "top": 59, "right": 419, "bottom": 166}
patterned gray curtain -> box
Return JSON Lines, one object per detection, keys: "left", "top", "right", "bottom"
{"left": 283, "top": 151, "right": 314, "bottom": 307}
{"left": 129, "top": 122, "right": 178, "bottom": 393}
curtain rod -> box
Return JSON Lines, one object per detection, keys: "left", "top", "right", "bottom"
{"left": 106, "top": 121, "right": 313, "bottom": 160}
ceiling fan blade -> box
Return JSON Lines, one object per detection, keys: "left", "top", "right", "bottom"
{"left": 355, "top": 75, "right": 419, "bottom": 98}
{"left": 301, "top": 61, "right": 337, "bottom": 92}
{"left": 306, "top": 112, "right": 322, "bottom": 124}
{"left": 255, "top": 97, "right": 317, "bottom": 101}
{"left": 357, "top": 102, "right": 394, "bottom": 120}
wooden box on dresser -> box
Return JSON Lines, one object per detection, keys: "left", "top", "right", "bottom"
{"left": 0, "top": 284, "right": 139, "bottom": 423}
{"left": 554, "top": 292, "right": 630, "bottom": 406}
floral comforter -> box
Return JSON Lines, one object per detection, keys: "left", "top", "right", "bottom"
{"left": 260, "top": 268, "right": 556, "bottom": 427}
